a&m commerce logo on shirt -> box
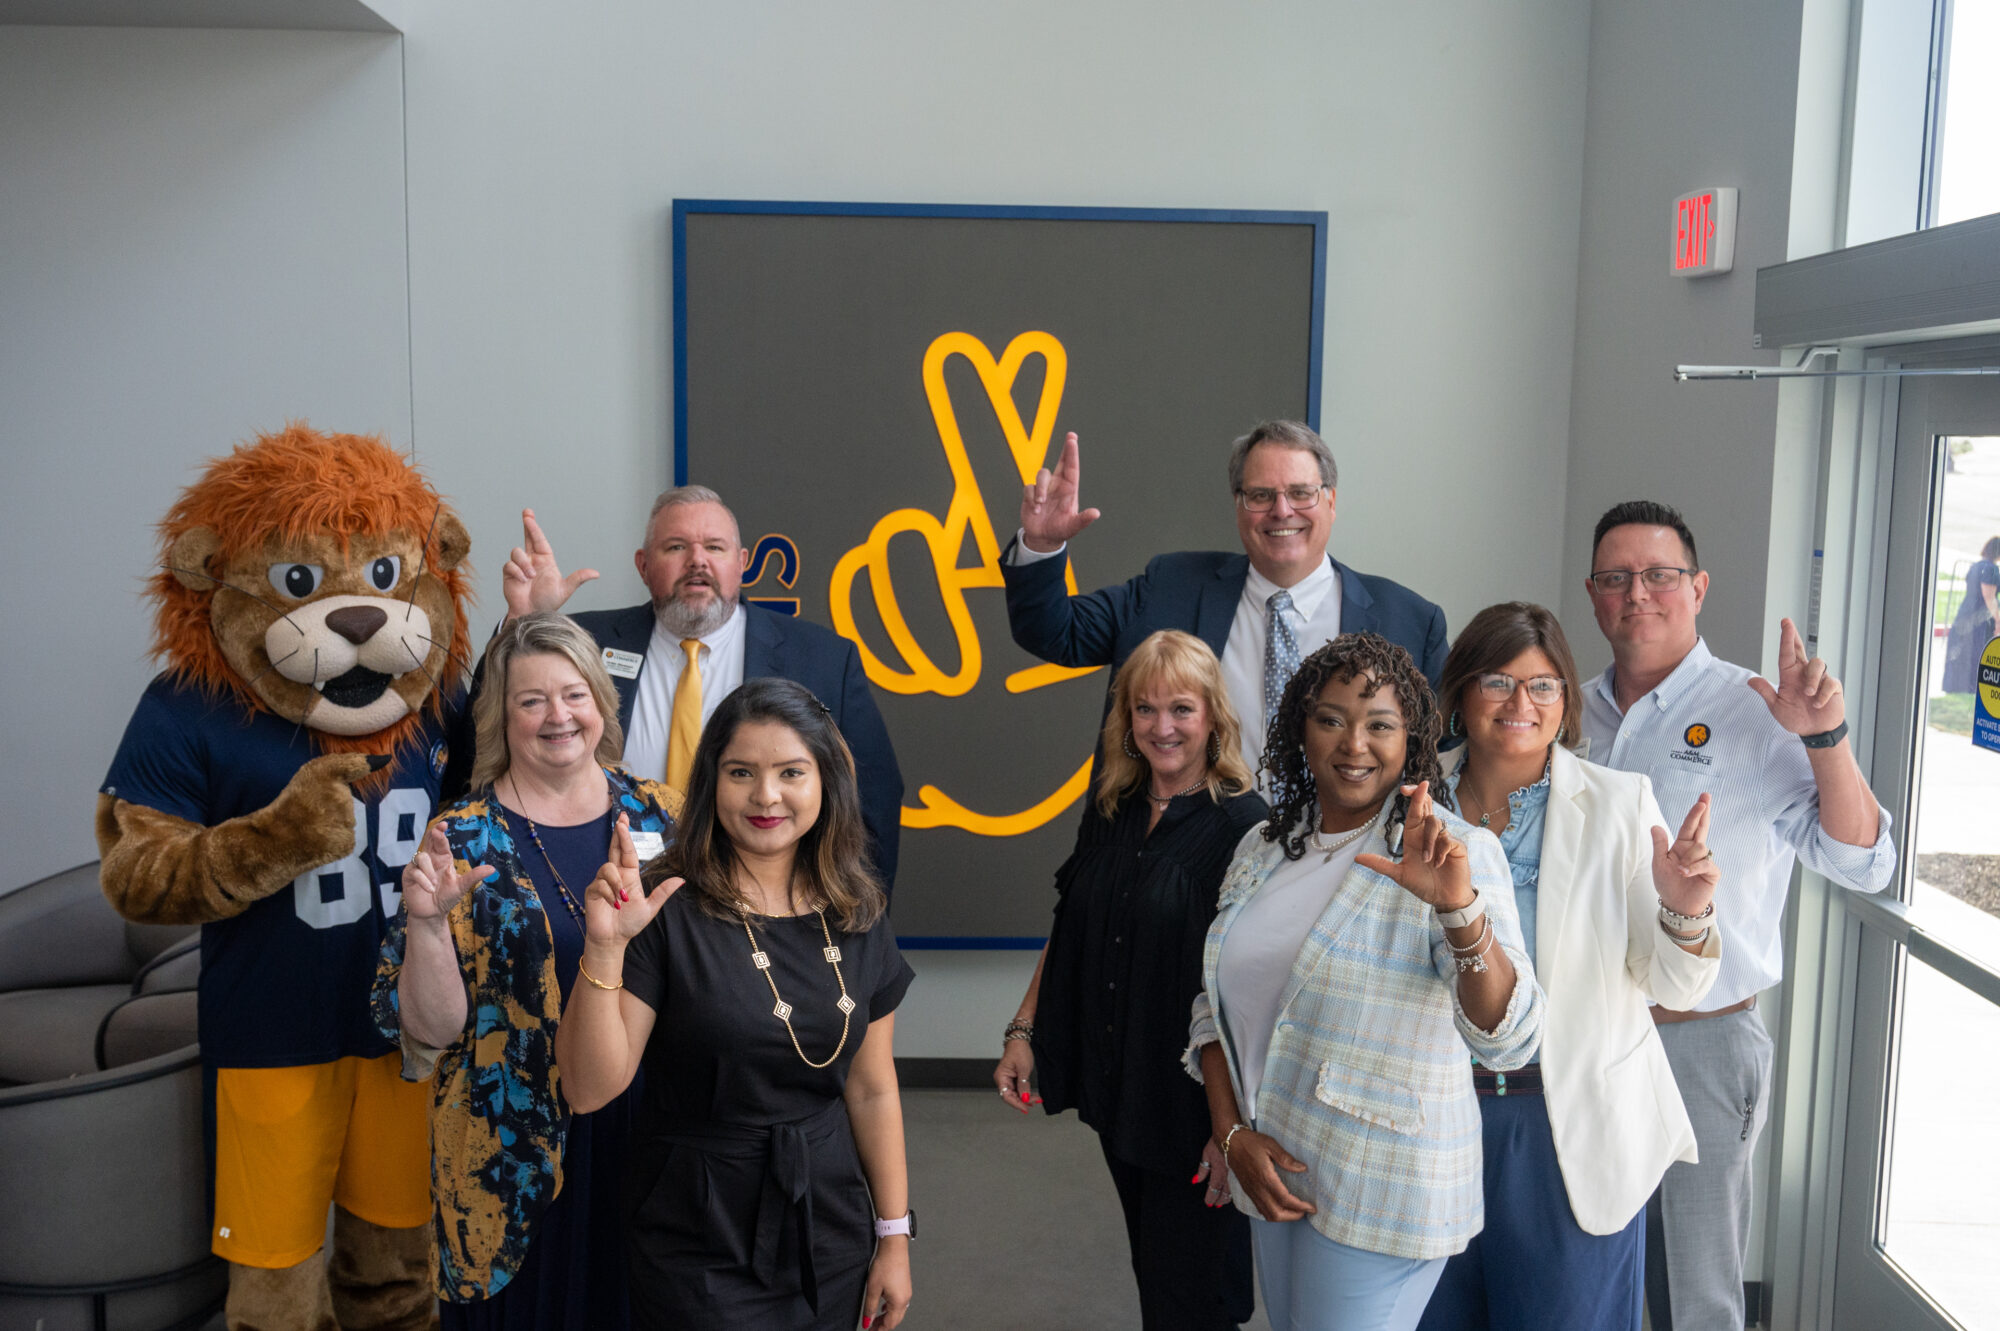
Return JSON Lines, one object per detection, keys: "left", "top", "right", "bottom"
{"left": 1669, "top": 722, "right": 1715, "bottom": 766}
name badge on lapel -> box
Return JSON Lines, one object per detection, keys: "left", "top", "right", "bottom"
{"left": 601, "top": 648, "right": 642, "bottom": 679}
{"left": 628, "top": 830, "right": 666, "bottom": 863}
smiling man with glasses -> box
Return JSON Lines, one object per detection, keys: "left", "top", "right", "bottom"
{"left": 1002, "top": 420, "right": 1449, "bottom": 786}
{"left": 1579, "top": 498, "right": 1896, "bottom": 1331}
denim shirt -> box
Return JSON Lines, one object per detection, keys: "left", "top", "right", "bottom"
{"left": 1449, "top": 762, "right": 1551, "bottom": 969}
{"left": 1449, "top": 761, "right": 1549, "bottom": 1064}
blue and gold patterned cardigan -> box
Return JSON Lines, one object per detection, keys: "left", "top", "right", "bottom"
{"left": 371, "top": 765, "right": 676, "bottom": 1301}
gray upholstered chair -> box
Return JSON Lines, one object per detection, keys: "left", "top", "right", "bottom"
{"left": 0, "top": 862, "right": 200, "bottom": 1084}
{"left": 0, "top": 1044, "right": 226, "bottom": 1330}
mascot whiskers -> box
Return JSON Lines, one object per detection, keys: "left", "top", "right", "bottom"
{"left": 98, "top": 424, "right": 472, "bottom": 1331}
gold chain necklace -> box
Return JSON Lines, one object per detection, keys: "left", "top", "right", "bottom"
{"left": 742, "top": 907, "right": 855, "bottom": 1069}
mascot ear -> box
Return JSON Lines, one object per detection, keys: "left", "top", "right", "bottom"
{"left": 433, "top": 510, "right": 471, "bottom": 574}
{"left": 168, "top": 527, "right": 225, "bottom": 591}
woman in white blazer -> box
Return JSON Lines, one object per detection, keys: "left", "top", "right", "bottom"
{"left": 1414, "top": 603, "right": 1722, "bottom": 1331}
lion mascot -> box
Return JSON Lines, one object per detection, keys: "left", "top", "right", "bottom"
{"left": 97, "top": 424, "right": 473, "bottom": 1330}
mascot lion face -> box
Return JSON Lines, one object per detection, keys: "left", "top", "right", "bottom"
{"left": 151, "top": 425, "right": 473, "bottom": 754}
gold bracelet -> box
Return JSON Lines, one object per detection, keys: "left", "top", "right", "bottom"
{"left": 577, "top": 960, "right": 623, "bottom": 992}
{"left": 1220, "top": 1122, "right": 1249, "bottom": 1161}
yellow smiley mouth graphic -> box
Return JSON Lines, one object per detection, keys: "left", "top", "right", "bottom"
{"left": 830, "top": 331, "right": 1102, "bottom": 836}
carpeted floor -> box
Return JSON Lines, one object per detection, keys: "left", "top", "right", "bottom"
{"left": 903, "top": 1087, "right": 1274, "bottom": 1331}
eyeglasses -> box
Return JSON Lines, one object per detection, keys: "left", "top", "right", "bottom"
{"left": 1475, "top": 673, "right": 1565, "bottom": 704}
{"left": 1236, "top": 484, "right": 1326, "bottom": 512}
{"left": 1587, "top": 566, "right": 1697, "bottom": 595}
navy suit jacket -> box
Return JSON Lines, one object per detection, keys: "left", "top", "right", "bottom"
{"left": 569, "top": 602, "right": 905, "bottom": 891}
{"left": 1001, "top": 545, "right": 1450, "bottom": 693}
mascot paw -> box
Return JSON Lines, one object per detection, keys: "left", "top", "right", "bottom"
{"left": 269, "top": 753, "right": 390, "bottom": 861}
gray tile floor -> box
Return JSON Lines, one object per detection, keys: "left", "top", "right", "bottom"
{"left": 903, "top": 1088, "right": 1273, "bottom": 1331}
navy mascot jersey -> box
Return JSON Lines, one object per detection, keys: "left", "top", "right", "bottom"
{"left": 102, "top": 675, "right": 457, "bottom": 1068}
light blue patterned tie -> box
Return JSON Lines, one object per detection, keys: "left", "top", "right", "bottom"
{"left": 1265, "top": 589, "right": 1301, "bottom": 733}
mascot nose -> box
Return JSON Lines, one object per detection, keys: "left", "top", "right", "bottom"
{"left": 325, "top": 605, "right": 389, "bottom": 645}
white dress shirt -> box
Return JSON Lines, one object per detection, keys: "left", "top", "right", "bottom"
{"left": 1009, "top": 532, "right": 1342, "bottom": 776}
{"left": 622, "top": 601, "right": 749, "bottom": 782}
{"left": 1581, "top": 638, "right": 1897, "bottom": 1010}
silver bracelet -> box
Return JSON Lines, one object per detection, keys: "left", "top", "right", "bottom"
{"left": 1660, "top": 920, "right": 1712, "bottom": 947}
{"left": 1658, "top": 900, "right": 1715, "bottom": 932}
{"left": 1220, "top": 1122, "right": 1249, "bottom": 1161}
{"left": 1448, "top": 915, "right": 1495, "bottom": 973}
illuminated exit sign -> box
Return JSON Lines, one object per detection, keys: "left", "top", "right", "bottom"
{"left": 1672, "top": 187, "right": 1737, "bottom": 276}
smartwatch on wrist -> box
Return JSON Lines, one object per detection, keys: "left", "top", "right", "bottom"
{"left": 874, "top": 1211, "right": 916, "bottom": 1239}
{"left": 1434, "top": 888, "right": 1485, "bottom": 931}
{"left": 1800, "top": 720, "right": 1849, "bottom": 749}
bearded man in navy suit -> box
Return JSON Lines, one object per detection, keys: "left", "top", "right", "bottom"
{"left": 1003, "top": 420, "right": 1448, "bottom": 780}
{"left": 502, "top": 488, "right": 903, "bottom": 889}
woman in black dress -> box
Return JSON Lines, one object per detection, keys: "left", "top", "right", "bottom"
{"left": 1943, "top": 535, "right": 2000, "bottom": 694}
{"left": 555, "top": 678, "right": 915, "bottom": 1331}
{"left": 994, "top": 630, "right": 1269, "bottom": 1330}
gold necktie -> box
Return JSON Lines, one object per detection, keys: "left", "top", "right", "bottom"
{"left": 665, "top": 637, "right": 703, "bottom": 797}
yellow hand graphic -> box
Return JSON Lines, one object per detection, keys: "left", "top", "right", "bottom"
{"left": 830, "top": 330, "right": 1101, "bottom": 836}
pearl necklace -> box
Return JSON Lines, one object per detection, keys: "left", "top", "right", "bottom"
{"left": 1307, "top": 809, "right": 1380, "bottom": 862}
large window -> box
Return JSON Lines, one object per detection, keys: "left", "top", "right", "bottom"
{"left": 1926, "top": 0, "right": 2000, "bottom": 225}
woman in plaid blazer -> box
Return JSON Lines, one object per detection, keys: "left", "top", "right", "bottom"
{"left": 1186, "top": 635, "right": 1546, "bottom": 1331}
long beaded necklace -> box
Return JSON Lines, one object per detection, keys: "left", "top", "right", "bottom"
{"left": 743, "top": 907, "right": 856, "bottom": 1068}
{"left": 502, "top": 775, "right": 591, "bottom": 926}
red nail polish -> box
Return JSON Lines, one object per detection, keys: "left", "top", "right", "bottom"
{"left": 1191, "top": 1171, "right": 1203, "bottom": 1184}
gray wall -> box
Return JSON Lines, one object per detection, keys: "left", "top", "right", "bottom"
{"left": 377, "top": 0, "right": 1591, "bottom": 644}
{"left": 386, "top": 0, "right": 1594, "bottom": 1055}
{"left": 1560, "top": 0, "right": 1810, "bottom": 682}
{"left": 3, "top": 2, "right": 1598, "bottom": 1052}
{"left": 0, "top": 26, "right": 410, "bottom": 888}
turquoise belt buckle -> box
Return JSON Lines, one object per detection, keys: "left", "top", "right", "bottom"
{"left": 1495, "top": 1071, "right": 1508, "bottom": 1097}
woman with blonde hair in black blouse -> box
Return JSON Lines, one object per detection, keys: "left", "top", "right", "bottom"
{"left": 995, "top": 629, "right": 1269, "bottom": 1330}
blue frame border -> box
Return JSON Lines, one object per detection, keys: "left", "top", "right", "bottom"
{"left": 670, "top": 198, "right": 1330, "bottom": 487}
{"left": 672, "top": 199, "right": 1327, "bottom": 950}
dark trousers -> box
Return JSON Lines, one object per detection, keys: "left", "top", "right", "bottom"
{"left": 1416, "top": 1092, "right": 1644, "bottom": 1331}
{"left": 1100, "top": 1139, "right": 1256, "bottom": 1331}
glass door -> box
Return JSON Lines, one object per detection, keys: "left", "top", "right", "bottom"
{"left": 1832, "top": 364, "right": 2000, "bottom": 1330}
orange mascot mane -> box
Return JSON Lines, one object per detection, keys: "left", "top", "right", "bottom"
{"left": 148, "top": 423, "right": 473, "bottom": 767}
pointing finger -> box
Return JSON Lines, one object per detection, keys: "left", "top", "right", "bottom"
{"left": 612, "top": 815, "right": 637, "bottom": 870}
{"left": 523, "top": 508, "right": 552, "bottom": 555}
{"left": 1677, "top": 791, "right": 1709, "bottom": 842}
{"left": 1780, "top": 617, "right": 1806, "bottom": 667}
{"left": 1354, "top": 852, "right": 1402, "bottom": 884}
